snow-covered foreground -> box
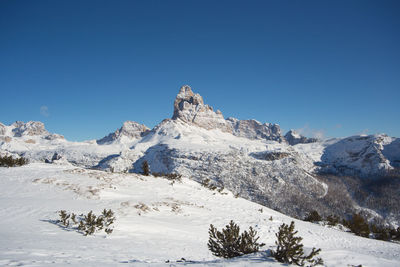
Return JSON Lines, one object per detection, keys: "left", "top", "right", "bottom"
{"left": 0, "top": 164, "right": 399, "bottom": 266}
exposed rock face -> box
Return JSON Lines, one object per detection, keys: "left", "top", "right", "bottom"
{"left": 12, "top": 121, "right": 49, "bottom": 137}
{"left": 97, "top": 121, "right": 150, "bottom": 144}
{"left": 172, "top": 85, "right": 284, "bottom": 141}
{"left": 172, "top": 85, "right": 231, "bottom": 132}
{"left": 45, "top": 133, "right": 65, "bottom": 140}
{"left": 285, "top": 130, "right": 318, "bottom": 146}
{"left": 227, "top": 118, "right": 283, "bottom": 142}
{"left": 0, "top": 123, "right": 5, "bottom": 135}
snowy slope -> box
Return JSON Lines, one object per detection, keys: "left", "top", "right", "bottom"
{"left": 0, "top": 163, "right": 399, "bottom": 266}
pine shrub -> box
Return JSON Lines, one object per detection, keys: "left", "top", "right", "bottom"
{"left": 348, "top": 213, "right": 370, "bottom": 238}
{"left": 304, "top": 210, "right": 321, "bottom": 223}
{"left": 370, "top": 223, "right": 390, "bottom": 241}
{"left": 208, "top": 220, "right": 265, "bottom": 258}
{"left": 58, "top": 209, "right": 115, "bottom": 236}
{"left": 326, "top": 215, "right": 340, "bottom": 226}
{"left": 142, "top": 160, "right": 150, "bottom": 176}
{"left": 0, "top": 155, "right": 28, "bottom": 167}
{"left": 272, "top": 221, "right": 323, "bottom": 266}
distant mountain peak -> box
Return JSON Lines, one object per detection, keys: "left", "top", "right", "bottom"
{"left": 171, "top": 85, "right": 283, "bottom": 142}
{"left": 284, "top": 130, "right": 318, "bottom": 146}
{"left": 97, "top": 121, "right": 150, "bottom": 145}
{"left": 172, "top": 85, "right": 230, "bottom": 132}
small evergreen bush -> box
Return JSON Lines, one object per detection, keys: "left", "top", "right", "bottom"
{"left": 58, "top": 209, "right": 115, "bottom": 236}
{"left": 304, "top": 210, "right": 321, "bottom": 223}
{"left": 326, "top": 215, "right": 340, "bottom": 226}
{"left": 348, "top": 213, "right": 370, "bottom": 238}
{"left": 208, "top": 220, "right": 265, "bottom": 258}
{"left": 272, "top": 221, "right": 323, "bottom": 266}
{"left": 152, "top": 172, "right": 182, "bottom": 182}
{"left": 0, "top": 155, "right": 28, "bottom": 167}
{"left": 142, "top": 160, "right": 150, "bottom": 176}
{"left": 370, "top": 223, "right": 390, "bottom": 241}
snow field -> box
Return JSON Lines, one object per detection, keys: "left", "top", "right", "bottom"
{"left": 1, "top": 164, "right": 399, "bottom": 266}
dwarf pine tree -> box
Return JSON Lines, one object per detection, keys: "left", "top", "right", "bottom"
{"left": 304, "top": 210, "right": 322, "bottom": 223}
{"left": 208, "top": 220, "right": 265, "bottom": 258}
{"left": 59, "top": 210, "right": 70, "bottom": 227}
{"left": 272, "top": 221, "right": 323, "bottom": 266}
{"left": 142, "top": 160, "right": 150, "bottom": 176}
{"left": 348, "top": 213, "right": 370, "bottom": 238}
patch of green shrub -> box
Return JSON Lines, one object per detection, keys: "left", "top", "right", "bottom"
{"left": 326, "top": 215, "right": 340, "bottom": 226}
{"left": 272, "top": 221, "right": 323, "bottom": 266}
{"left": 0, "top": 155, "right": 28, "bottom": 167}
{"left": 347, "top": 213, "right": 370, "bottom": 238}
{"left": 208, "top": 220, "right": 265, "bottom": 258}
{"left": 58, "top": 209, "right": 115, "bottom": 236}
{"left": 304, "top": 210, "right": 321, "bottom": 223}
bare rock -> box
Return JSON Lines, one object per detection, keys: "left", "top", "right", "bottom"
{"left": 97, "top": 121, "right": 150, "bottom": 144}
{"left": 227, "top": 117, "right": 284, "bottom": 142}
{"left": 0, "top": 122, "right": 5, "bottom": 135}
{"left": 285, "top": 130, "right": 318, "bottom": 146}
{"left": 12, "top": 121, "right": 49, "bottom": 137}
{"left": 172, "top": 85, "right": 231, "bottom": 132}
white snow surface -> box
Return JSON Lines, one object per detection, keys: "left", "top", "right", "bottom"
{"left": 0, "top": 163, "right": 399, "bottom": 266}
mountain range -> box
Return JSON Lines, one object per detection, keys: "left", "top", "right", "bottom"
{"left": 1, "top": 85, "right": 399, "bottom": 225}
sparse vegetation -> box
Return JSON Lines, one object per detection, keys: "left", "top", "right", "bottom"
{"left": 345, "top": 213, "right": 370, "bottom": 238}
{"left": 0, "top": 155, "right": 28, "bottom": 167}
{"left": 272, "top": 221, "right": 323, "bottom": 266}
{"left": 142, "top": 160, "right": 150, "bottom": 176}
{"left": 326, "top": 214, "right": 340, "bottom": 226}
{"left": 208, "top": 220, "right": 265, "bottom": 258}
{"left": 201, "top": 178, "right": 225, "bottom": 193}
{"left": 58, "top": 209, "right": 115, "bottom": 236}
{"left": 304, "top": 210, "right": 321, "bottom": 223}
{"left": 153, "top": 172, "right": 182, "bottom": 182}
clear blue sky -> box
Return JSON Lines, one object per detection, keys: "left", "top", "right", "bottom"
{"left": 1, "top": 0, "right": 399, "bottom": 141}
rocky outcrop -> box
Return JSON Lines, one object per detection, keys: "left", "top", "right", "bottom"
{"left": 97, "top": 121, "right": 150, "bottom": 144}
{"left": 227, "top": 118, "right": 283, "bottom": 142}
{"left": 285, "top": 130, "right": 318, "bottom": 146}
{"left": 12, "top": 121, "right": 49, "bottom": 137}
{"left": 172, "top": 85, "right": 231, "bottom": 132}
{"left": 172, "top": 85, "right": 284, "bottom": 141}
{"left": 0, "top": 122, "right": 5, "bottom": 135}
{"left": 45, "top": 133, "right": 65, "bottom": 140}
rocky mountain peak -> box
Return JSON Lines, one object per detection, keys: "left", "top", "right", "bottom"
{"left": 170, "top": 85, "right": 285, "bottom": 141}
{"left": 12, "top": 121, "right": 49, "bottom": 137}
{"left": 172, "top": 85, "right": 205, "bottom": 120}
{"left": 171, "top": 85, "right": 231, "bottom": 132}
{"left": 97, "top": 121, "right": 150, "bottom": 145}
{"left": 285, "top": 130, "right": 318, "bottom": 146}
{"left": 0, "top": 122, "right": 5, "bottom": 135}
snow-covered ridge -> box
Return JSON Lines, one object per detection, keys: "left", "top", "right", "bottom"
{"left": 318, "top": 134, "right": 399, "bottom": 176}
{"left": 97, "top": 121, "right": 150, "bottom": 145}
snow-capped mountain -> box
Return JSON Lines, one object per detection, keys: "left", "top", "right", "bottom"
{"left": 97, "top": 121, "right": 150, "bottom": 145}
{"left": 285, "top": 129, "right": 319, "bottom": 146}
{"left": 1, "top": 85, "right": 399, "bottom": 225}
{"left": 318, "top": 134, "right": 399, "bottom": 177}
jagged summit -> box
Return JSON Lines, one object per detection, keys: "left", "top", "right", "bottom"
{"left": 171, "top": 85, "right": 283, "bottom": 141}
{"left": 0, "top": 121, "right": 64, "bottom": 140}
{"left": 172, "top": 85, "right": 230, "bottom": 132}
{"left": 285, "top": 129, "right": 318, "bottom": 146}
{"left": 97, "top": 121, "right": 150, "bottom": 145}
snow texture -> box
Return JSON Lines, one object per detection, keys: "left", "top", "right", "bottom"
{"left": 0, "top": 164, "right": 399, "bottom": 266}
